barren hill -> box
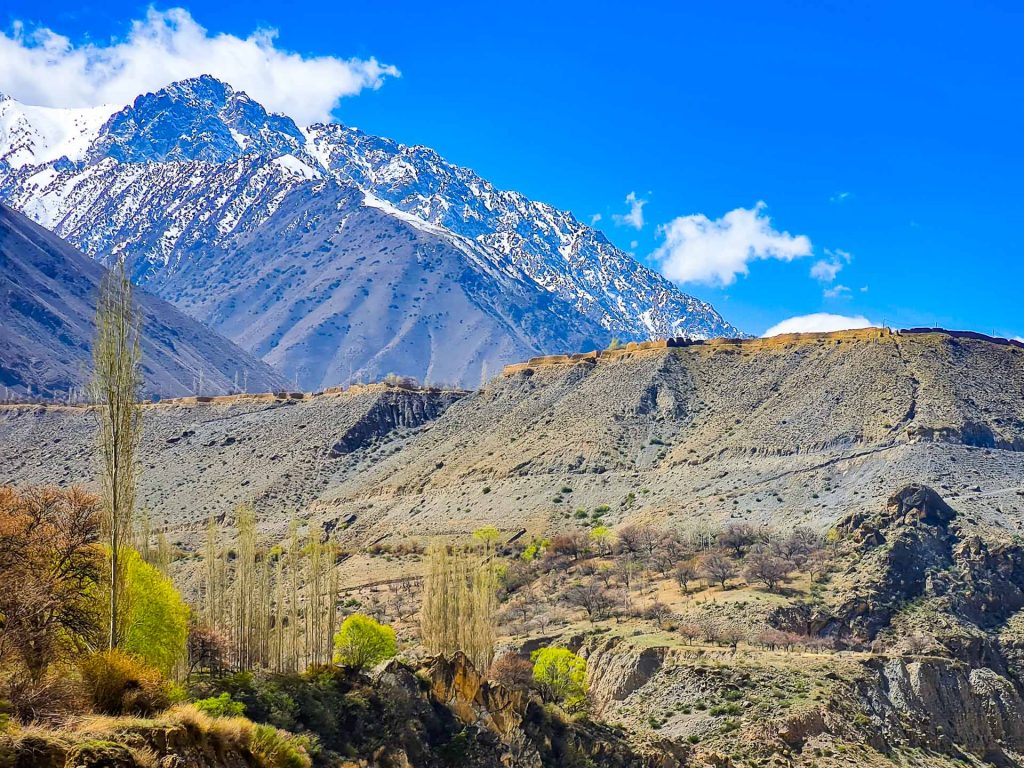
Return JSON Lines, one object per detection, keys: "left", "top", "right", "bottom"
{"left": 1, "top": 328, "right": 1022, "bottom": 557}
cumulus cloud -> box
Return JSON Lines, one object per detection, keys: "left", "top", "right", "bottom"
{"left": 0, "top": 8, "right": 399, "bottom": 123}
{"left": 590, "top": 213, "right": 603, "bottom": 225}
{"left": 763, "top": 313, "right": 876, "bottom": 337}
{"left": 651, "top": 201, "right": 813, "bottom": 286}
{"left": 830, "top": 191, "right": 851, "bottom": 203}
{"left": 613, "top": 191, "right": 646, "bottom": 229}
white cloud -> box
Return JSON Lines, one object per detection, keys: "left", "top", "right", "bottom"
{"left": 651, "top": 201, "right": 813, "bottom": 286}
{"left": 830, "top": 191, "right": 851, "bottom": 203}
{"left": 0, "top": 8, "right": 399, "bottom": 124}
{"left": 763, "top": 313, "right": 876, "bottom": 337}
{"left": 810, "top": 260, "right": 841, "bottom": 282}
{"left": 810, "top": 248, "right": 852, "bottom": 283}
{"left": 590, "top": 213, "right": 602, "bottom": 225}
{"left": 823, "top": 284, "right": 851, "bottom": 299}
{"left": 629, "top": 240, "right": 638, "bottom": 249}
{"left": 613, "top": 191, "right": 646, "bottom": 229}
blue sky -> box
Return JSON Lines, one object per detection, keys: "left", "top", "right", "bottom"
{"left": 2, "top": 0, "right": 1022, "bottom": 337}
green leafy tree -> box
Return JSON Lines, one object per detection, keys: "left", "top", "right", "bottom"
{"left": 531, "top": 647, "right": 588, "bottom": 713}
{"left": 589, "top": 526, "right": 614, "bottom": 554}
{"left": 120, "top": 548, "right": 189, "bottom": 674}
{"left": 472, "top": 526, "right": 501, "bottom": 546}
{"left": 332, "top": 614, "right": 397, "bottom": 670}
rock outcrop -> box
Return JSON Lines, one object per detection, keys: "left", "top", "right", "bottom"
{"left": 829, "top": 483, "right": 1024, "bottom": 641}
{"left": 329, "top": 389, "right": 463, "bottom": 457}
{"left": 583, "top": 637, "right": 668, "bottom": 713}
{"left": 415, "top": 653, "right": 673, "bottom": 768}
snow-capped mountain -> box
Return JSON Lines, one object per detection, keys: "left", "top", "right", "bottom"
{"left": 0, "top": 76, "right": 743, "bottom": 389}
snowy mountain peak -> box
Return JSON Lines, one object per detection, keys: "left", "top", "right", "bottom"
{"left": 89, "top": 75, "right": 304, "bottom": 164}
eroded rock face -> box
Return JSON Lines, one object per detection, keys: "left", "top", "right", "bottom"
{"left": 583, "top": 637, "right": 668, "bottom": 713}
{"left": 858, "top": 658, "right": 1024, "bottom": 764}
{"left": 329, "top": 390, "right": 463, "bottom": 457}
{"left": 418, "top": 653, "right": 676, "bottom": 768}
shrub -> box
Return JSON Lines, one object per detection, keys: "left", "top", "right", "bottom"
{"left": 79, "top": 650, "right": 169, "bottom": 715}
{"left": 194, "top": 692, "right": 246, "bottom": 717}
{"left": 2, "top": 669, "right": 84, "bottom": 723}
{"left": 250, "top": 723, "right": 314, "bottom": 768}
{"left": 332, "top": 614, "right": 397, "bottom": 670}
{"left": 531, "top": 647, "right": 588, "bottom": 713}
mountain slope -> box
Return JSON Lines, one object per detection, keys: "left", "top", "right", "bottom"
{"left": 0, "top": 202, "right": 284, "bottom": 398}
{"left": 305, "top": 122, "right": 733, "bottom": 340}
{"left": 2, "top": 329, "right": 1022, "bottom": 544}
{"left": 0, "top": 77, "right": 743, "bottom": 388}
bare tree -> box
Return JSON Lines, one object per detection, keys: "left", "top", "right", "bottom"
{"left": 719, "top": 523, "right": 758, "bottom": 558}
{"left": 700, "top": 551, "right": 738, "bottom": 589}
{"left": 551, "top": 531, "right": 590, "bottom": 561}
{"left": 771, "top": 527, "right": 820, "bottom": 569}
{"left": 91, "top": 258, "right": 142, "bottom": 650}
{"left": 0, "top": 487, "right": 104, "bottom": 681}
{"left": 744, "top": 552, "right": 791, "bottom": 592}
{"left": 807, "top": 548, "right": 833, "bottom": 583}
{"left": 615, "top": 525, "right": 644, "bottom": 557}
{"left": 563, "top": 579, "right": 615, "bottom": 621}
{"left": 674, "top": 558, "right": 699, "bottom": 594}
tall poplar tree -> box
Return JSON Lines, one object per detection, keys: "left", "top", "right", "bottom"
{"left": 91, "top": 258, "right": 142, "bottom": 650}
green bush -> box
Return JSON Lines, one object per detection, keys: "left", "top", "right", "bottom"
{"left": 79, "top": 649, "right": 169, "bottom": 715}
{"left": 121, "top": 549, "right": 190, "bottom": 674}
{"left": 250, "top": 723, "right": 313, "bottom": 768}
{"left": 332, "top": 614, "right": 397, "bottom": 670}
{"left": 195, "top": 692, "right": 246, "bottom": 717}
